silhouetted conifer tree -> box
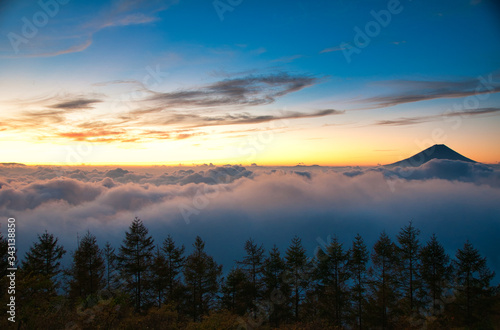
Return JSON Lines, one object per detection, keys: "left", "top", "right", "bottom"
{"left": 418, "top": 234, "right": 452, "bottom": 316}
{"left": 262, "top": 244, "right": 290, "bottom": 327}
{"left": 285, "top": 235, "right": 310, "bottom": 321}
{"left": 67, "top": 231, "right": 105, "bottom": 302}
{"left": 117, "top": 217, "right": 155, "bottom": 312}
{"left": 315, "top": 236, "right": 350, "bottom": 327}
{"left": 368, "top": 231, "right": 400, "bottom": 329}
{"left": 452, "top": 240, "right": 495, "bottom": 327}
{"left": 397, "top": 221, "right": 421, "bottom": 313}
{"left": 103, "top": 241, "right": 118, "bottom": 292}
{"left": 221, "top": 267, "right": 253, "bottom": 315}
{"left": 162, "top": 234, "right": 185, "bottom": 303}
{"left": 349, "top": 233, "right": 369, "bottom": 329}
{"left": 236, "top": 238, "right": 265, "bottom": 301}
{"left": 151, "top": 246, "right": 168, "bottom": 308}
{"left": 0, "top": 230, "right": 8, "bottom": 276}
{"left": 22, "top": 230, "right": 66, "bottom": 292}
{"left": 183, "top": 236, "right": 222, "bottom": 321}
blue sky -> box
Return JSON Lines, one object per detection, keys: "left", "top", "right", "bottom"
{"left": 0, "top": 0, "right": 499, "bottom": 165}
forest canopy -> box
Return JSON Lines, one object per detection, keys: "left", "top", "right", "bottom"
{"left": 1, "top": 218, "right": 499, "bottom": 329}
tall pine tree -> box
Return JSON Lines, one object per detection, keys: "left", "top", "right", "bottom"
{"left": 314, "top": 236, "right": 350, "bottom": 327}
{"left": 67, "top": 231, "right": 105, "bottom": 302}
{"left": 103, "top": 241, "right": 118, "bottom": 293}
{"left": 183, "top": 236, "right": 222, "bottom": 321}
{"left": 285, "top": 236, "right": 310, "bottom": 321}
{"left": 452, "top": 240, "right": 495, "bottom": 327}
{"left": 236, "top": 238, "right": 265, "bottom": 302}
{"left": 117, "top": 217, "right": 155, "bottom": 312}
{"left": 162, "top": 235, "right": 185, "bottom": 304}
{"left": 368, "top": 231, "right": 400, "bottom": 329}
{"left": 397, "top": 221, "right": 421, "bottom": 313}
{"left": 262, "top": 244, "right": 290, "bottom": 327}
{"left": 418, "top": 234, "right": 452, "bottom": 315}
{"left": 22, "top": 230, "right": 66, "bottom": 292}
{"left": 151, "top": 246, "right": 168, "bottom": 308}
{"left": 221, "top": 267, "right": 253, "bottom": 315}
{"left": 349, "top": 233, "right": 369, "bottom": 329}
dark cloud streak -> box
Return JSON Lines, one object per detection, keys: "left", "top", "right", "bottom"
{"left": 147, "top": 73, "right": 320, "bottom": 108}
{"left": 374, "top": 107, "right": 500, "bottom": 126}
{"left": 51, "top": 98, "right": 102, "bottom": 110}
{"left": 361, "top": 74, "right": 500, "bottom": 108}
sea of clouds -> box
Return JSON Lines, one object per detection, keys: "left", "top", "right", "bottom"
{"left": 1, "top": 160, "right": 499, "bottom": 280}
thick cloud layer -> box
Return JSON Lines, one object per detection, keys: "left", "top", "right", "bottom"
{"left": 1, "top": 162, "right": 499, "bottom": 282}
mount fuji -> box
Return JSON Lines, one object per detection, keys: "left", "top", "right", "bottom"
{"left": 387, "top": 144, "right": 476, "bottom": 167}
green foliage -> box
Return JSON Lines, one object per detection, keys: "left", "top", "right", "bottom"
{"left": 185, "top": 310, "right": 240, "bottom": 329}
{"left": 68, "top": 293, "right": 129, "bottom": 329}
{"left": 16, "top": 273, "right": 71, "bottom": 329}
{"left": 121, "top": 304, "right": 180, "bottom": 329}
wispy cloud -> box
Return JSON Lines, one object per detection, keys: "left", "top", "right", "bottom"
{"left": 0, "top": 38, "right": 93, "bottom": 59}
{"left": 360, "top": 75, "right": 500, "bottom": 108}
{"left": 271, "top": 55, "right": 304, "bottom": 63}
{"left": 51, "top": 98, "right": 102, "bottom": 110}
{"left": 99, "top": 13, "right": 160, "bottom": 28}
{"left": 0, "top": 71, "right": 335, "bottom": 143}
{"left": 373, "top": 107, "right": 500, "bottom": 126}
{"left": 0, "top": 94, "right": 102, "bottom": 131}
{"left": 51, "top": 109, "right": 342, "bottom": 143}
{"left": 1, "top": 0, "right": 178, "bottom": 58}
{"left": 147, "top": 72, "right": 321, "bottom": 108}
{"left": 320, "top": 45, "right": 346, "bottom": 54}
{"left": 182, "top": 109, "right": 344, "bottom": 128}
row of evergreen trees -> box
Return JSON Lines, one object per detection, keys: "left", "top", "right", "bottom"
{"left": 1, "top": 218, "right": 498, "bottom": 329}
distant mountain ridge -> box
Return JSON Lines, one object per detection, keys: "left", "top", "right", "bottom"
{"left": 387, "top": 144, "right": 476, "bottom": 167}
